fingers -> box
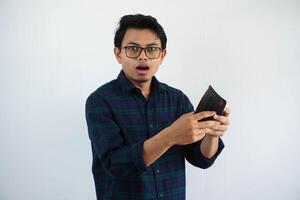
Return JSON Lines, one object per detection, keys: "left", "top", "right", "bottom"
{"left": 195, "top": 128, "right": 225, "bottom": 138}
{"left": 213, "top": 124, "right": 228, "bottom": 132}
{"left": 197, "top": 121, "right": 227, "bottom": 131}
{"left": 213, "top": 114, "right": 230, "bottom": 125}
{"left": 197, "top": 120, "right": 220, "bottom": 128}
{"left": 189, "top": 126, "right": 227, "bottom": 143}
{"left": 192, "top": 127, "right": 210, "bottom": 134}
{"left": 190, "top": 128, "right": 207, "bottom": 142}
{"left": 192, "top": 107, "right": 231, "bottom": 121}
{"left": 192, "top": 111, "right": 216, "bottom": 121}
{"left": 206, "top": 124, "right": 228, "bottom": 137}
{"left": 223, "top": 107, "right": 231, "bottom": 117}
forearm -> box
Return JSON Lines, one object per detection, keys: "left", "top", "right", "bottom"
{"left": 142, "top": 127, "right": 173, "bottom": 167}
{"left": 200, "top": 135, "right": 220, "bottom": 159}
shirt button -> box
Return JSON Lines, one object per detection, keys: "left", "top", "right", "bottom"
{"left": 149, "top": 124, "right": 153, "bottom": 128}
{"left": 159, "top": 193, "right": 164, "bottom": 198}
{"left": 156, "top": 169, "right": 160, "bottom": 173}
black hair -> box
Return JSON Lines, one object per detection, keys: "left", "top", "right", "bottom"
{"left": 114, "top": 14, "right": 167, "bottom": 50}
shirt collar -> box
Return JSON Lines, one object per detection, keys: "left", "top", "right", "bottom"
{"left": 117, "top": 70, "right": 166, "bottom": 94}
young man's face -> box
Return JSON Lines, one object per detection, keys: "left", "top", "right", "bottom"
{"left": 114, "top": 28, "right": 166, "bottom": 84}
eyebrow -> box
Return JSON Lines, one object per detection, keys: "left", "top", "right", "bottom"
{"left": 126, "top": 42, "right": 160, "bottom": 47}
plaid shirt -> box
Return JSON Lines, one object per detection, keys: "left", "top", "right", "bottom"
{"left": 85, "top": 70, "right": 224, "bottom": 200}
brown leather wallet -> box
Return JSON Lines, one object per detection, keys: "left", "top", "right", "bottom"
{"left": 195, "top": 85, "right": 227, "bottom": 122}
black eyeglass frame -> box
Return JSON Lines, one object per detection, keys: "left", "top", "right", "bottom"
{"left": 122, "top": 46, "right": 162, "bottom": 59}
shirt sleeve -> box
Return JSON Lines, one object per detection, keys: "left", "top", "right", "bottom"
{"left": 181, "top": 93, "right": 225, "bottom": 169}
{"left": 85, "top": 93, "right": 148, "bottom": 178}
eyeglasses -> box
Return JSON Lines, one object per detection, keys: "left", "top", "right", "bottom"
{"left": 122, "top": 46, "right": 162, "bottom": 59}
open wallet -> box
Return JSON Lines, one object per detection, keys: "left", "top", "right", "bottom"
{"left": 195, "top": 85, "right": 227, "bottom": 122}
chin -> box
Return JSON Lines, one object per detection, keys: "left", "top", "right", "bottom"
{"left": 132, "top": 73, "right": 151, "bottom": 82}
{"left": 135, "top": 78, "right": 150, "bottom": 83}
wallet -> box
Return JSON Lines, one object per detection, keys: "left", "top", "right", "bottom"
{"left": 195, "top": 85, "right": 227, "bottom": 122}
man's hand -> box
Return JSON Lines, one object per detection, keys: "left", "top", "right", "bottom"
{"left": 199, "top": 107, "right": 230, "bottom": 158}
{"left": 142, "top": 107, "right": 231, "bottom": 166}
{"left": 204, "top": 106, "right": 231, "bottom": 137}
{"left": 142, "top": 111, "right": 216, "bottom": 167}
{"left": 165, "top": 111, "right": 220, "bottom": 145}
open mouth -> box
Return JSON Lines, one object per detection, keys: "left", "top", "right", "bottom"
{"left": 136, "top": 66, "right": 150, "bottom": 70}
{"left": 135, "top": 65, "right": 150, "bottom": 75}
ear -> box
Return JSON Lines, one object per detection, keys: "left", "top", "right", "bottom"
{"left": 114, "top": 47, "right": 122, "bottom": 64}
{"left": 160, "top": 48, "right": 167, "bottom": 62}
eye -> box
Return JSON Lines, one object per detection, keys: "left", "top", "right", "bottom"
{"left": 147, "top": 47, "right": 158, "bottom": 52}
{"left": 128, "top": 46, "right": 139, "bottom": 51}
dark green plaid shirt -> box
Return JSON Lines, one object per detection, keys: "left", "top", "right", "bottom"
{"left": 85, "top": 70, "right": 224, "bottom": 200}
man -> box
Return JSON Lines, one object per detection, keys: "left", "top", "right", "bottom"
{"left": 85, "top": 14, "right": 230, "bottom": 200}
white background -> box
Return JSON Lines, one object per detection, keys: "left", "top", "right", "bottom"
{"left": 1, "top": 0, "right": 299, "bottom": 199}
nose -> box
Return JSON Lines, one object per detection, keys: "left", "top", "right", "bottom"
{"left": 138, "top": 49, "right": 148, "bottom": 61}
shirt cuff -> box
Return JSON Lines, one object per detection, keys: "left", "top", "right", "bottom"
{"left": 130, "top": 139, "right": 148, "bottom": 172}
{"left": 187, "top": 137, "right": 225, "bottom": 169}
